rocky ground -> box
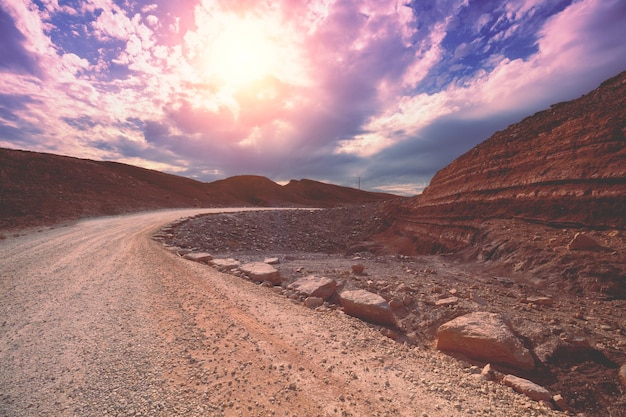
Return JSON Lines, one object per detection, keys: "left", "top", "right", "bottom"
{"left": 2, "top": 209, "right": 569, "bottom": 417}
{"left": 165, "top": 206, "right": 626, "bottom": 417}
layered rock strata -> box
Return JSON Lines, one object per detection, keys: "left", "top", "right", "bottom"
{"left": 383, "top": 71, "right": 626, "bottom": 253}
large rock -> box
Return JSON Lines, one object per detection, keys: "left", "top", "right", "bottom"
{"left": 288, "top": 275, "right": 337, "bottom": 300}
{"left": 503, "top": 374, "right": 552, "bottom": 402}
{"left": 567, "top": 233, "right": 602, "bottom": 251}
{"left": 210, "top": 258, "right": 240, "bottom": 271}
{"left": 435, "top": 296, "right": 459, "bottom": 306}
{"left": 436, "top": 312, "right": 535, "bottom": 371}
{"left": 264, "top": 257, "right": 280, "bottom": 265}
{"left": 619, "top": 364, "right": 626, "bottom": 389}
{"left": 183, "top": 252, "right": 213, "bottom": 263}
{"left": 339, "top": 289, "right": 396, "bottom": 326}
{"left": 304, "top": 297, "right": 324, "bottom": 309}
{"left": 239, "top": 262, "right": 281, "bottom": 285}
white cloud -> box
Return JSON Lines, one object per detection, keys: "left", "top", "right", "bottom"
{"left": 0, "top": 0, "right": 624, "bottom": 194}
{"left": 145, "top": 15, "right": 159, "bottom": 27}
{"left": 0, "top": 0, "right": 56, "bottom": 58}
{"left": 141, "top": 4, "right": 158, "bottom": 14}
{"left": 503, "top": 0, "right": 544, "bottom": 20}
{"left": 402, "top": 22, "right": 447, "bottom": 89}
{"left": 367, "top": 0, "right": 626, "bottom": 152}
{"left": 91, "top": 6, "right": 137, "bottom": 41}
{"left": 61, "top": 53, "right": 90, "bottom": 75}
{"left": 474, "top": 13, "right": 491, "bottom": 33}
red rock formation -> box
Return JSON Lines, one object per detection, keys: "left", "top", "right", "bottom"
{"left": 339, "top": 289, "right": 397, "bottom": 326}
{"left": 383, "top": 71, "right": 626, "bottom": 253}
{"left": 436, "top": 312, "right": 535, "bottom": 371}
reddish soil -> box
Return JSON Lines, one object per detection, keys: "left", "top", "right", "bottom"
{"left": 0, "top": 148, "right": 396, "bottom": 231}
{"left": 165, "top": 207, "right": 626, "bottom": 417}
{"left": 2, "top": 71, "right": 624, "bottom": 417}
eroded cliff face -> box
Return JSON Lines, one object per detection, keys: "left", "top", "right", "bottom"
{"left": 383, "top": 71, "right": 626, "bottom": 254}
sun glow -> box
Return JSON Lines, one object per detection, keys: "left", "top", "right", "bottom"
{"left": 203, "top": 17, "right": 280, "bottom": 88}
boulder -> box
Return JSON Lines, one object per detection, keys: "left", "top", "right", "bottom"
{"left": 435, "top": 296, "right": 459, "bottom": 306}
{"left": 552, "top": 394, "right": 569, "bottom": 412}
{"left": 183, "top": 252, "right": 213, "bottom": 263}
{"left": 351, "top": 264, "right": 365, "bottom": 274}
{"left": 522, "top": 296, "right": 553, "bottom": 306}
{"left": 567, "top": 233, "right": 602, "bottom": 251}
{"left": 304, "top": 297, "right": 324, "bottom": 309}
{"left": 436, "top": 312, "right": 535, "bottom": 371}
{"left": 239, "top": 262, "right": 281, "bottom": 285}
{"left": 339, "top": 289, "right": 396, "bottom": 326}
{"left": 468, "top": 292, "right": 487, "bottom": 306}
{"left": 287, "top": 275, "right": 337, "bottom": 300}
{"left": 402, "top": 294, "right": 413, "bottom": 306}
{"left": 264, "top": 257, "right": 280, "bottom": 265}
{"left": 480, "top": 364, "right": 496, "bottom": 381}
{"left": 164, "top": 245, "right": 181, "bottom": 253}
{"left": 619, "top": 364, "right": 626, "bottom": 389}
{"left": 503, "top": 374, "right": 551, "bottom": 402}
{"left": 389, "top": 298, "right": 404, "bottom": 310}
{"left": 211, "top": 258, "right": 240, "bottom": 271}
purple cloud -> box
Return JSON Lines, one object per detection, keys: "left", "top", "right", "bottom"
{"left": 0, "top": 0, "right": 624, "bottom": 195}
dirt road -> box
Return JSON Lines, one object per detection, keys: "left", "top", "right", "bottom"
{"left": 0, "top": 209, "right": 556, "bottom": 417}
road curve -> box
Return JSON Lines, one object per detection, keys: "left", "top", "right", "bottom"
{"left": 0, "top": 209, "right": 550, "bottom": 417}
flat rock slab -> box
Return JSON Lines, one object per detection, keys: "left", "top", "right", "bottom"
{"left": 239, "top": 262, "right": 281, "bottom": 285}
{"left": 436, "top": 312, "right": 535, "bottom": 371}
{"left": 288, "top": 275, "right": 337, "bottom": 300}
{"left": 304, "top": 297, "right": 324, "bottom": 309}
{"left": 339, "top": 289, "right": 396, "bottom": 326}
{"left": 183, "top": 252, "right": 213, "bottom": 263}
{"left": 435, "top": 296, "right": 459, "bottom": 306}
{"left": 522, "top": 296, "right": 553, "bottom": 306}
{"left": 264, "top": 257, "right": 280, "bottom": 265}
{"left": 503, "top": 374, "right": 552, "bottom": 401}
{"left": 211, "top": 258, "right": 240, "bottom": 271}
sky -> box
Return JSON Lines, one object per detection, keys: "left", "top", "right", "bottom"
{"left": 0, "top": 0, "right": 625, "bottom": 195}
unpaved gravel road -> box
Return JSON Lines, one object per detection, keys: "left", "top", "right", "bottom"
{"left": 0, "top": 209, "right": 557, "bottom": 417}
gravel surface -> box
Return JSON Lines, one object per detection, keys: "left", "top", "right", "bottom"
{"left": 0, "top": 209, "right": 563, "bottom": 417}
{"left": 166, "top": 205, "right": 388, "bottom": 254}
{"left": 165, "top": 208, "right": 626, "bottom": 417}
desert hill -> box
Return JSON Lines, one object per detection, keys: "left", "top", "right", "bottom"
{"left": 382, "top": 71, "right": 625, "bottom": 252}
{"left": 0, "top": 148, "right": 396, "bottom": 230}
{"left": 377, "top": 70, "right": 625, "bottom": 298}
{"left": 283, "top": 178, "right": 396, "bottom": 205}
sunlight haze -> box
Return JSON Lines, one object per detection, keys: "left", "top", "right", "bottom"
{"left": 0, "top": 0, "right": 625, "bottom": 195}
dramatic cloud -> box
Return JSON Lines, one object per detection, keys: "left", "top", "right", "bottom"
{"left": 0, "top": 0, "right": 624, "bottom": 195}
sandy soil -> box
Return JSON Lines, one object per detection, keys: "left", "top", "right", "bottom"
{"left": 164, "top": 208, "right": 626, "bottom": 417}
{"left": 0, "top": 209, "right": 561, "bottom": 417}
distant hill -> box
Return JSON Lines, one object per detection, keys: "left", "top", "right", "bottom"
{"left": 0, "top": 148, "right": 397, "bottom": 230}
{"left": 381, "top": 71, "right": 626, "bottom": 253}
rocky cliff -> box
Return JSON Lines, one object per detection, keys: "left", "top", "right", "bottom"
{"left": 383, "top": 71, "right": 626, "bottom": 254}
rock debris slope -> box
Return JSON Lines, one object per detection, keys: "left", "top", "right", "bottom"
{"left": 164, "top": 205, "right": 625, "bottom": 417}
{"left": 378, "top": 71, "right": 626, "bottom": 301}
{"left": 383, "top": 70, "right": 625, "bottom": 253}
{"left": 0, "top": 209, "right": 560, "bottom": 417}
